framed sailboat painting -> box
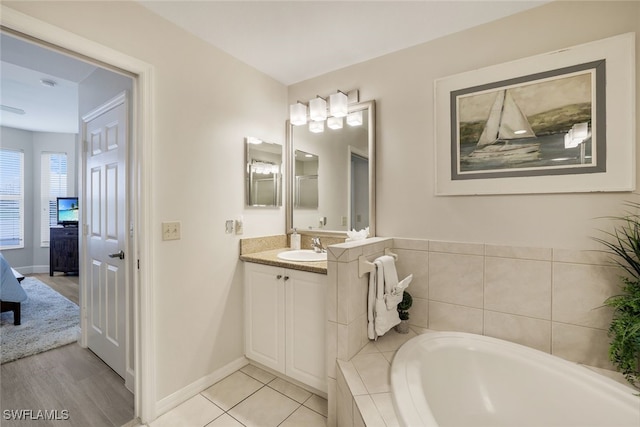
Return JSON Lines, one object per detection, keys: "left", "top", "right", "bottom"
{"left": 434, "top": 33, "right": 635, "bottom": 195}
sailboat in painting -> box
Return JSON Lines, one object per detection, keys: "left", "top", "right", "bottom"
{"left": 463, "top": 89, "right": 540, "bottom": 164}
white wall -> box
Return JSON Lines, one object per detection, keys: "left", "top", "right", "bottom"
{"left": 3, "top": 0, "right": 288, "bottom": 404}
{"left": 289, "top": 1, "right": 640, "bottom": 250}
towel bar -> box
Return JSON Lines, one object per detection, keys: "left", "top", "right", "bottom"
{"left": 358, "top": 248, "right": 398, "bottom": 278}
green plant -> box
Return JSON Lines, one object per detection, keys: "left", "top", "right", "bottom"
{"left": 397, "top": 291, "right": 413, "bottom": 321}
{"left": 594, "top": 201, "right": 640, "bottom": 390}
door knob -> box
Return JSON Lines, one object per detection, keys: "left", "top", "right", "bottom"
{"left": 108, "top": 250, "right": 125, "bottom": 260}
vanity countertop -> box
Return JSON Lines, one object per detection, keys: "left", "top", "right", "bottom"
{"left": 240, "top": 248, "right": 328, "bottom": 275}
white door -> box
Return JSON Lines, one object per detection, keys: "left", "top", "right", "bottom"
{"left": 83, "top": 92, "right": 128, "bottom": 379}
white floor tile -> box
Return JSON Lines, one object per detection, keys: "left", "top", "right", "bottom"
{"left": 150, "top": 394, "right": 223, "bottom": 427}
{"left": 201, "top": 371, "right": 263, "bottom": 411}
{"left": 280, "top": 405, "right": 327, "bottom": 427}
{"left": 267, "top": 377, "right": 312, "bottom": 403}
{"left": 206, "top": 413, "right": 245, "bottom": 427}
{"left": 303, "top": 394, "right": 329, "bottom": 417}
{"left": 240, "top": 364, "right": 276, "bottom": 384}
{"left": 228, "top": 386, "right": 300, "bottom": 427}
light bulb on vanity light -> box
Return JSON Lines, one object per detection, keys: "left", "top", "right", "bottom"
{"left": 347, "top": 110, "right": 363, "bottom": 126}
{"left": 327, "top": 116, "right": 343, "bottom": 130}
{"left": 309, "top": 96, "right": 327, "bottom": 122}
{"left": 289, "top": 102, "right": 307, "bottom": 126}
{"left": 329, "top": 91, "right": 348, "bottom": 117}
{"left": 309, "top": 120, "right": 324, "bottom": 133}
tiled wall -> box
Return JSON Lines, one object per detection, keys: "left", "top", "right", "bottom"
{"left": 325, "top": 237, "right": 623, "bottom": 426}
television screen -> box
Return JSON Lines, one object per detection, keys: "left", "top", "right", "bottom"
{"left": 57, "top": 197, "right": 79, "bottom": 225}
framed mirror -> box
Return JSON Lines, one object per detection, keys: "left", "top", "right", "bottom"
{"left": 286, "top": 100, "right": 375, "bottom": 236}
{"left": 245, "top": 137, "right": 282, "bottom": 207}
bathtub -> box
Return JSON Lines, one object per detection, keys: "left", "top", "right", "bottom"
{"left": 390, "top": 332, "right": 640, "bottom": 427}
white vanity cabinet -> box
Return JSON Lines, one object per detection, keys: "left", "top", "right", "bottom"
{"left": 244, "top": 262, "right": 327, "bottom": 392}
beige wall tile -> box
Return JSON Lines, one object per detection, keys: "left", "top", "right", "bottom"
{"left": 347, "top": 317, "right": 366, "bottom": 360}
{"left": 484, "top": 311, "right": 551, "bottom": 353}
{"left": 354, "top": 395, "right": 386, "bottom": 427}
{"left": 351, "top": 353, "right": 391, "bottom": 394}
{"left": 373, "top": 329, "right": 416, "bottom": 353}
{"left": 327, "top": 261, "right": 338, "bottom": 322}
{"left": 336, "top": 367, "right": 354, "bottom": 427}
{"left": 349, "top": 274, "right": 368, "bottom": 324}
{"left": 409, "top": 296, "right": 429, "bottom": 329}
{"left": 553, "top": 248, "right": 612, "bottom": 265}
{"left": 370, "top": 393, "right": 400, "bottom": 427}
{"left": 336, "top": 262, "right": 352, "bottom": 324}
{"left": 394, "top": 248, "right": 428, "bottom": 300}
{"left": 429, "top": 252, "right": 483, "bottom": 308}
{"left": 428, "top": 301, "right": 483, "bottom": 334}
{"left": 485, "top": 244, "right": 552, "bottom": 261}
{"left": 552, "top": 323, "right": 613, "bottom": 370}
{"left": 327, "top": 378, "right": 337, "bottom": 427}
{"left": 337, "top": 324, "right": 348, "bottom": 360}
{"left": 337, "top": 360, "right": 368, "bottom": 396}
{"left": 485, "top": 257, "right": 552, "bottom": 319}
{"left": 327, "top": 321, "right": 337, "bottom": 379}
{"left": 552, "top": 263, "right": 617, "bottom": 329}
{"left": 429, "top": 240, "right": 484, "bottom": 255}
{"left": 392, "top": 238, "right": 429, "bottom": 251}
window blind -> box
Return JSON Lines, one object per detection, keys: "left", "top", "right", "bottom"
{"left": 40, "top": 152, "right": 68, "bottom": 247}
{"left": 0, "top": 149, "right": 24, "bottom": 249}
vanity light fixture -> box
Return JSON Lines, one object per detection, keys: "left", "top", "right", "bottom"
{"left": 329, "top": 90, "right": 348, "bottom": 117}
{"left": 347, "top": 110, "right": 363, "bottom": 126}
{"left": 327, "top": 116, "right": 343, "bottom": 130}
{"left": 289, "top": 89, "right": 359, "bottom": 127}
{"left": 309, "top": 120, "right": 324, "bottom": 133}
{"left": 246, "top": 137, "right": 263, "bottom": 145}
{"left": 564, "top": 122, "right": 590, "bottom": 149}
{"left": 309, "top": 96, "right": 327, "bottom": 122}
{"left": 290, "top": 102, "right": 307, "bottom": 126}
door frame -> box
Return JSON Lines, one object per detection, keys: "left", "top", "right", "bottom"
{"left": 0, "top": 6, "right": 156, "bottom": 423}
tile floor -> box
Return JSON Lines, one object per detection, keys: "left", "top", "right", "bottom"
{"left": 148, "top": 364, "right": 327, "bottom": 427}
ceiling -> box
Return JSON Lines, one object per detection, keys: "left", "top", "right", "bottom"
{"left": 138, "top": 1, "right": 548, "bottom": 85}
{"left": 0, "top": 1, "right": 547, "bottom": 134}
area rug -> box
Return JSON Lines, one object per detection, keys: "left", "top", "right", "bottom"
{"left": 1, "top": 277, "right": 80, "bottom": 364}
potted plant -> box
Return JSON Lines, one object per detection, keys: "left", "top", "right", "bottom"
{"left": 595, "top": 201, "right": 640, "bottom": 390}
{"left": 395, "top": 291, "right": 413, "bottom": 334}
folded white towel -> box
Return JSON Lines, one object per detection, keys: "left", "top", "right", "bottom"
{"left": 373, "top": 258, "right": 400, "bottom": 337}
{"left": 367, "top": 254, "right": 413, "bottom": 340}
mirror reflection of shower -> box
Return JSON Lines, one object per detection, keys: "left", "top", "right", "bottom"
{"left": 294, "top": 149, "right": 318, "bottom": 209}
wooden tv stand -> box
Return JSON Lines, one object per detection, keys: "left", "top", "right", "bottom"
{"left": 50, "top": 226, "right": 79, "bottom": 276}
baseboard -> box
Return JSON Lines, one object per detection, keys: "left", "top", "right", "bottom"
{"left": 13, "top": 265, "right": 49, "bottom": 275}
{"left": 154, "top": 356, "right": 249, "bottom": 418}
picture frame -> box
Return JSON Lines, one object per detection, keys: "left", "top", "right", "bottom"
{"left": 434, "top": 32, "right": 635, "bottom": 195}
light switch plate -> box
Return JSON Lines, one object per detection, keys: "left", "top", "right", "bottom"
{"left": 162, "top": 221, "right": 181, "bottom": 241}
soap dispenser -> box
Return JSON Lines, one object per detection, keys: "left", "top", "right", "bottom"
{"left": 291, "top": 228, "right": 301, "bottom": 250}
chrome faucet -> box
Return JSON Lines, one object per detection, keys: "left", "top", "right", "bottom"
{"left": 311, "top": 237, "right": 325, "bottom": 253}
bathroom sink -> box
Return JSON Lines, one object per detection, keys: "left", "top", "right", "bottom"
{"left": 277, "top": 250, "right": 327, "bottom": 262}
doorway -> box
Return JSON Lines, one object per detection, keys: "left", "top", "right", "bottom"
{"left": 1, "top": 9, "right": 154, "bottom": 421}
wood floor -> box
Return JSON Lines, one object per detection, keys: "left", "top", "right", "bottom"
{"left": 1, "top": 273, "right": 135, "bottom": 426}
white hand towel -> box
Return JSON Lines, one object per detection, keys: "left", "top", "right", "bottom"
{"left": 367, "top": 263, "right": 377, "bottom": 340}
{"left": 374, "top": 258, "right": 401, "bottom": 336}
